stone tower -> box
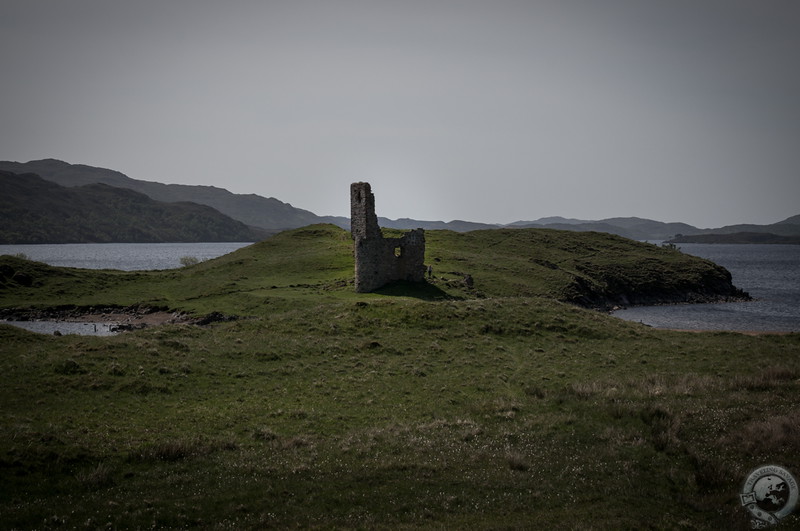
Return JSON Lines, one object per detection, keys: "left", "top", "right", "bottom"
{"left": 350, "top": 182, "right": 426, "bottom": 293}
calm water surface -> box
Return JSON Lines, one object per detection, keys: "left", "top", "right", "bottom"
{"left": 0, "top": 242, "right": 252, "bottom": 270}
{"left": 613, "top": 244, "right": 800, "bottom": 332}
{"left": 8, "top": 321, "right": 119, "bottom": 336}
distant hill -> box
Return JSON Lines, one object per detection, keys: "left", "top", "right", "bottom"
{"left": 0, "top": 159, "right": 504, "bottom": 233}
{"left": 510, "top": 216, "right": 701, "bottom": 240}
{"left": 0, "top": 159, "right": 328, "bottom": 232}
{"left": 509, "top": 215, "right": 800, "bottom": 242}
{"left": 378, "top": 217, "right": 499, "bottom": 232}
{"left": 0, "top": 171, "right": 268, "bottom": 244}
{"left": 668, "top": 232, "right": 800, "bottom": 245}
{"left": 2, "top": 159, "right": 797, "bottom": 240}
{"left": 508, "top": 216, "right": 588, "bottom": 226}
{"left": 664, "top": 214, "right": 800, "bottom": 244}
{"left": 776, "top": 214, "right": 800, "bottom": 225}
{"left": 688, "top": 220, "right": 800, "bottom": 237}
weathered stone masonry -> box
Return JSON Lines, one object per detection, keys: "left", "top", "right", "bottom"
{"left": 351, "top": 182, "right": 425, "bottom": 292}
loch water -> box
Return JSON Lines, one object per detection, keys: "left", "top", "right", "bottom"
{"left": 0, "top": 242, "right": 252, "bottom": 271}
{"left": 612, "top": 243, "right": 800, "bottom": 332}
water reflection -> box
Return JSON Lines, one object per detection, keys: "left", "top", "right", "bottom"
{"left": 3, "top": 320, "right": 120, "bottom": 336}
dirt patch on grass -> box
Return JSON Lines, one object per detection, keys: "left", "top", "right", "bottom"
{"left": 0, "top": 305, "right": 236, "bottom": 332}
{"left": 63, "top": 309, "right": 188, "bottom": 327}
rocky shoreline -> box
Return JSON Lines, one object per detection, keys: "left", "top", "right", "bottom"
{"left": 589, "top": 291, "right": 753, "bottom": 313}
{"left": 564, "top": 262, "right": 752, "bottom": 311}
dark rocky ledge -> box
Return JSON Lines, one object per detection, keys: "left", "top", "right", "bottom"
{"left": 563, "top": 263, "right": 751, "bottom": 311}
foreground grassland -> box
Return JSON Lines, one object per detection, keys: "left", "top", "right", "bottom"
{"left": 1, "top": 225, "right": 799, "bottom": 529}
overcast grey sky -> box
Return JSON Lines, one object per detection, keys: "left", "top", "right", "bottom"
{"left": 1, "top": 1, "right": 798, "bottom": 228}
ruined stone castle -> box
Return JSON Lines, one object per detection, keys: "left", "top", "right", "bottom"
{"left": 350, "top": 182, "right": 425, "bottom": 292}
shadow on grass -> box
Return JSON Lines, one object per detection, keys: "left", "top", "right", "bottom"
{"left": 373, "top": 280, "right": 460, "bottom": 301}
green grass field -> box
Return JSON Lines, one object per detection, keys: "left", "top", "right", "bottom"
{"left": 1, "top": 225, "right": 798, "bottom": 529}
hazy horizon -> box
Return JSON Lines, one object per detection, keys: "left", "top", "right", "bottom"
{"left": 2, "top": 1, "right": 798, "bottom": 229}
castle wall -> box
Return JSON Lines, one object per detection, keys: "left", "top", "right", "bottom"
{"left": 350, "top": 182, "right": 425, "bottom": 292}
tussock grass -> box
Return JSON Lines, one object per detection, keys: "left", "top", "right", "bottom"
{"left": 76, "top": 462, "right": 115, "bottom": 489}
{"left": 127, "top": 437, "right": 228, "bottom": 462}
{"left": 726, "top": 411, "right": 800, "bottom": 454}
{"left": 733, "top": 365, "right": 799, "bottom": 390}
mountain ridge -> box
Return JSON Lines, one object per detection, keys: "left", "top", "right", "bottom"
{"left": 0, "top": 171, "right": 269, "bottom": 244}
{"left": 1, "top": 159, "right": 797, "bottom": 241}
{"left": 0, "top": 159, "right": 324, "bottom": 232}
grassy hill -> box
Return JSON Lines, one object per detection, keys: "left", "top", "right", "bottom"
{"left": 0, "top": 225, "right": 746, "bottom": 312}
{"left": 1, "top": 226, "right": 797, "bottom": 529}
{"left": 0, "top": 171, "right": 269, "bottom": 243}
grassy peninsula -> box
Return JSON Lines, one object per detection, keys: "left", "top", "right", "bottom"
{"left": 1, "top": 225, "right": 798, "bottom": 529}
